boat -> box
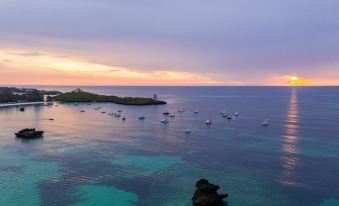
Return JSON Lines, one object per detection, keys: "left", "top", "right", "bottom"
{"left": 169, "top": 114, "right": 175, "bottom": 118}
{"left": 222, "top": 114, "right": 228, "bottom": 118}
{"left": 94, "top": 107, "right": 102, "bottom": 110}
{"left": 227, "top": 116, "right": 232, "bottom": 120}
{"left": 49, "top": 118, "right": 54, "bottom": 121}
{"left": 101, "top": 111, "right": 106, "bottom": 114}
{"left": 220, "top": 110, "right": 227, "bottom": 115}
{"left": 177, "top": 109, "right": 185, "bottom": 113}
{"left": 81, "top": 110, "right": 85, "bottom": 113}
{"left": 117, "top": 110, "right": 123, "bottom": 113}
{"left": 205, "top": 120, "right": 212, "bottom": 125}
{"left": 161, "top": 119, "right": 169, "bottom": 124}
{"left": 163, "top": 112, "right": 170, "bottom": 115}
{"left": 234, "top": 112, "right": 239, "bottom": 116}
{"left": 261, "top": 119, "right": 269, "bottom": 126}
{"left": 122, "top": 116, "right": 127, "bottom": 121}
{"left": 115, "top": 113, "right": 121, "bottom": 118}
{"left": 139, "top": 116, "right": 146, "bottom": 120}
{"left": 19, "top": 107, "right": 25, "bottom": 112}
{"left": 185, "top": 129, "right": 192, "bottom": 134}
{"left": 194, "top": 111, "right": 199, "bottom": 114}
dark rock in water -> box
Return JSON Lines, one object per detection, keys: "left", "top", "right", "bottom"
{"left": 192, "top": 179, "right": 228, "bottom": 206}
{"left": 15, "top": 128, "right": 44, "bottom": 139}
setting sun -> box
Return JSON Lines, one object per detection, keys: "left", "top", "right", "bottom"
{"left": 290, "top": 76, "right": 299, "bottom": 81}
{"left": 288, "top": 76, "right": 309, "bottom": 85}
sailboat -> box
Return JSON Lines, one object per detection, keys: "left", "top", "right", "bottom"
{"left": 261, "top": 118, "right": 269, "bottom": 126}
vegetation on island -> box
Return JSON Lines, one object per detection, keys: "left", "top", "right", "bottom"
{"left": 53, "top": 89, "right": 166, "bottom": 105}
{"left": 0, "top": 90, "right": 43, "bottom": 103}
{"left": 0, "top": 87, "right": 61, "bottom": 104}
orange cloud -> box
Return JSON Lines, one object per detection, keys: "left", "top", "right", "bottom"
{"left": 0, "top": 49, "right": 223, "bottom": 86}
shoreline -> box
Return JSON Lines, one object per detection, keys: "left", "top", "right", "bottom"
{"left": 0, "top": 102, "right": 45, "bottom": 108}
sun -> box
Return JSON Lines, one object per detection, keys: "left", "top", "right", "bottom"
{"left": 290, "top": 76, "right": 299, "bottom": 81}
{"left": 288, "top": 75, "right": 309, "bottom": 85}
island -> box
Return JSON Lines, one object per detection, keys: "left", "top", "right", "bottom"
{"left": 15, "top": 128, "right": 44, "bottom": 139}
{"left": 53, "top": 89, "right": 166, "bottom": 105}
{"left": 0, "top": 87, "right": 61, "bottom": 104}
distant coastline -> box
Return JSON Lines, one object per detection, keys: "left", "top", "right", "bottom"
{"left": 53, "top": 89, "right": 166, "bottom": 105}
{"left": 0, "top": 87, "right": 166, "bottom": 106}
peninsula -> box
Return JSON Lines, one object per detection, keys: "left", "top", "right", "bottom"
{"left": 53, "top": 89, "right": 166, "bottom": 105}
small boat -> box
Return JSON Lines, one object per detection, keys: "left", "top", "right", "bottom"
{"left": 194, "top": 111, "right": 199, "bottom": 114}
{"left": 220, "top": 110, "right": 227, "bottom": 115}
{"left": 161, "top": 119, "right": 169, "bottom": 124}
{"left": 222, "top": 114, "right": 228, "bottom": 118}
{"left": 205, "top": 120, "right": 212, "bottom": 125}
{"left": 177, "top": 109, "right": 185, "bottom": 113}
{"left": 19, "top": 108, "right": 25, "bottom": 112}
{"left": 122, "top": 116, "right": 127, "bottom": 121}
{"left": 115, "top": 113, "right": 121, "bottom": 118}
{"left": 169, "top": 114, "right": 175, "bottom": 118}
{"left": 261, "top": 119, "right": 269, "bottom": 127}
{"left": 227, "top": 116, "right": 232, "bottom": 120}
{"left": 81, "top": 110, "right": 85, "bottom": 113}
{"left": 49, "top": 118, "right": 54, "bottom": 121}
{"left": 117, "top": 110, "right": 123, "bottom": 113}
{"left": 234, "top": 112, "right": 239, "bottom": 116}
{"left": 108, "top": 113, "right": 115, "bottom": 116}
{"left": 139, "top": 116, "right": 146, "bottom": 120}
{"left": 94, "top": 107, "right": 102, "bottom": 110}
{"left": 185, "top": 129, "right": 192, "bottom": 134}
{"left": 163, "top": 112, "right": 170, "bottom": 115}
{"left": 101, "top": 111, "right": 106, "bottom": 114}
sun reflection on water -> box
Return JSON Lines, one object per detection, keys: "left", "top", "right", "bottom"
{"left": 280, "top": 88, "right": 300, "bottom": 186}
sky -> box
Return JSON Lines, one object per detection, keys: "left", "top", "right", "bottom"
{"left": 0, "top": 0, "right": 339, "bottom": 86}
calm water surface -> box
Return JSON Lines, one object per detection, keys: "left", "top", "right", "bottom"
{"left": 0, "top": 86, "right": 338, "bottom": 206}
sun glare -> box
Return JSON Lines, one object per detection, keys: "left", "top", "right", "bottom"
{"left": 288, "top": 75, "right": 308, "bottom": 85}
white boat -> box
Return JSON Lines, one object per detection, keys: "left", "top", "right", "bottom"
{"left": 222, "top": 114, "right": 228, "bottom": 118}
{"left": 261, "top": 119, "right": 269, "bottom": 126}
{"left": 205, "top": 120, "right": 212, "bottom": 125}
{"left": 220, "top": 110, "right": 227, "bottom": 115}
{"left": 161, "top": 119, "right": 169, "bottom": 124}
{"left": 234, "top": 112, "right": 239, "bottom": 116}
{"left": 185, "top": 129, "right": 192, "bottom": 134}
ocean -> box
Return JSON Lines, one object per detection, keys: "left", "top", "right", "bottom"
{"left": 0, "top": 86, "right": 338, "bottom": 206}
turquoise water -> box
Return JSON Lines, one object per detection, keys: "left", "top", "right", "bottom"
{"left": 0, "top": 86, "right": 338, "bottom": 205}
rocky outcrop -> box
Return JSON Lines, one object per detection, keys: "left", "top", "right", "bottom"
{"left": 15, "top": 128, "right": 44, "bottom": 138}
{"left": 192, "top": 179, "right": 228, "bottom": 206}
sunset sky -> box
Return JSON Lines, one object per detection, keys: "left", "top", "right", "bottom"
{"left": 1, "top": 0, "right": 339, "bottom": 86}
